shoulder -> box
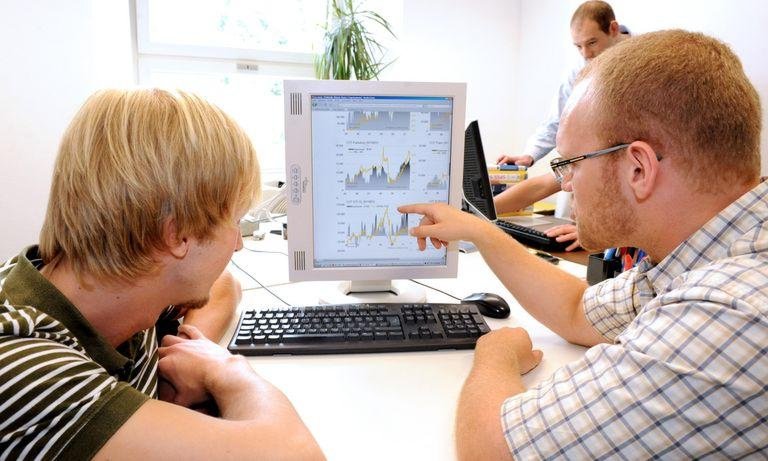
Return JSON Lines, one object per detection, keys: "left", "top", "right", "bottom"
{"left": 668, "top": 254, "right": 768, "bottom": 315}
{"left": 620, "top": 254, "right": 767, "bottom": 367}
{"left": 0, "top": 303, "right": 150, "bottom": 460}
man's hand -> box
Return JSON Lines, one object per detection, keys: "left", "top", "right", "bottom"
{"left": 473, "top": 327, "right": 543, "bottom": 375}
{"left": 157, "top": 324, "right": 250, "bottom": 408}
{"left": 397, "top": 203, "right": 493, "bottom": 250}
{"left": 496, "top": 154, "right": 535, "bottom": 167}
{"left": 456, "top": 327, "right": 542, "bottom": 461}
{"left": 100, "top": 322, "right": 325, "bottom": 460}
{"left": 545, "top": 224, "right": 581, "bottom": 252}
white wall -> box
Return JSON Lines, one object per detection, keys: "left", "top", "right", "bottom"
{"left": 0, "top": 0, "right": 133, "bottom": 260}
{"left": 512, "top": 0, "right": 768, "bottom": 178}
{"left": 384, "top": 0, "right": 520, "bottom": 164}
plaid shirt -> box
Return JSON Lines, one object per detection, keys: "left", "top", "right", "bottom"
{"left": 502, "top": 179, "right": 768, "bottom": 459}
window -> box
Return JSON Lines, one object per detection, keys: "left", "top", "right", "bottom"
{"left": 136, "top": 0, "right": 323, "bottom": 181}
{"left": 135, "top": 0, "right": 401, "bottom": 182}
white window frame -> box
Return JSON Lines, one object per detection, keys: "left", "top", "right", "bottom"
{"left": 134, "top": 0, "right": 316, "bottom": 65}
{"left": 132, "top": 0, "right": 320, "bottom": 181}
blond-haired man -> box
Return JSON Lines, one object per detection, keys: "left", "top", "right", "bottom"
{"left": 0, "top": 89, "right": 323, "bottom": 459}
{"left": 401, "top": 30, "right": 767, "bottom": 459}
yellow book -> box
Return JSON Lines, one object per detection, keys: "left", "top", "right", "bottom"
{"left": 486, "top": 166, "right": 533, "bottom": 216}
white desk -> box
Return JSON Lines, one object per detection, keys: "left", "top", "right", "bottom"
{"left": 222, "top": 232, "right": 588, "bottom": 461}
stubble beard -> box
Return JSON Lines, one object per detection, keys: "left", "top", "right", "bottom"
{"left": 576, "top": 164, "right": 637, "bottom": 252}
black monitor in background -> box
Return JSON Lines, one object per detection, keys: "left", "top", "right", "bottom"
{"left": 462, "top": 120, "right": 496, "bottom": 220}
{"left": 461, "top": 120, "right": 572, "bottom": 252}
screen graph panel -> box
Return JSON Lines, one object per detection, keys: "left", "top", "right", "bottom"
{"left": 311, "top": 95, "right": 453, "bottom": 268}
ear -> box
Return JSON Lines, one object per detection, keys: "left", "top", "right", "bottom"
{"left": 624, "top": 141, "right": 661, "bottom": 201}
{"left": 162, "top": 218, "right": 189, "bottom": 259}
{"left": 609, "top": 20, "right": 620, "bottom": 37}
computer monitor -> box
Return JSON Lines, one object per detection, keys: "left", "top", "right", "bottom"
{"left": 284, "top": 80, "right": 466, "bottom": 303}
{"left": 462, "top": 120, "right": 496, "bottom": 220}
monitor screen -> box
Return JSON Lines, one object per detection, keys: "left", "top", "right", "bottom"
{"left": 311, "top": 94, "right": 452, "bottom": 269}
{"left": 284, "top": 80, "right": 466, "bottom": 285}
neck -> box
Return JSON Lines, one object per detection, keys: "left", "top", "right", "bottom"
{"left": 638, "top": 179, "right": 757, "bottom": 263}
{"left": 40, "top": 261, "right": 171, "bottom": 347}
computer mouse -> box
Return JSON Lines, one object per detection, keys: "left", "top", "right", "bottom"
{"left": 461, "top": 292, "right": 511, "bottom": 319}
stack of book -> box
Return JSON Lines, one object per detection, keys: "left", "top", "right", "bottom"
{"left": 486, "top": 164, "right": 532, "bottom": 216}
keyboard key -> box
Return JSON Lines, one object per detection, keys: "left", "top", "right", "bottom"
{"left": 281, "top": 333, "right": 345, "bottom": 343}
{"left": 235, "top": 334, "right": 251, "bottom": 345}
{"left": 446, "top": 329, "right": 469, "bottom": 338}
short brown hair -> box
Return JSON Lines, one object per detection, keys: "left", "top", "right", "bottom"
{"left": 581, "top": 30, "right": 761, "bottom": 191}
{"left": 40, "top": 89, "right": 261, "bottom": 283}
{"left": 571, "top": 1, "right": 616, "bottom": 34}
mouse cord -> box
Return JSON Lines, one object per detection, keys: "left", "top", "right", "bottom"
{"left": 229, "top": 258, "right": 291, "bottom": 307}
{"left": 408, "top": 279, "right": 463, "bottom": 302}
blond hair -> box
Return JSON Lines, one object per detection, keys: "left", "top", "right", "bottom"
{"left": 40, "top": 89, "right": 261, "bottom": 283}
{"left": 581, "top": 30, "right": 761, "bottom": 190}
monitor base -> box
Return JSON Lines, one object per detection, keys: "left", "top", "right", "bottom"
{"left": 319, "top": 280, "right": 427, "bottom": 304}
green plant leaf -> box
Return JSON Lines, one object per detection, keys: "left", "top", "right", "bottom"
{"left": 315, "top": 0, "right": 396, "bottom": 80}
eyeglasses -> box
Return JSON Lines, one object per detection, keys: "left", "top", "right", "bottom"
{"left": 550, "top": 143, "right": 631, "bottom": 183}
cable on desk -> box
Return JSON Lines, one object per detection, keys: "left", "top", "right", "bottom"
{"left": 229, "top": 258, "right": 291, "bottom": 307}
{"left": 241, "top": 245, "right": 288, "bottom": 256}
{"left": 408, "top": 279, "right": 462, "bottom": 302}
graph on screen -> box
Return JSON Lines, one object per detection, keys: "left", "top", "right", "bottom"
{"left": 311, "top": 95, "right": 453, "bottom": 267}
{"left": 345, "top": 152, "right": 411, "bottom": 190}
{"left": 344, "top": 206, "right": 410, "bottom": 248}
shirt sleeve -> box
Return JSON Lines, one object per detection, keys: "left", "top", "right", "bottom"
{"left": 0, "top": 335, "right": 150, "bottom": 460}
{"left": 582, "top": 267, "right": 643, "bottom": 341}
{"left": 523, "top": 65, "right": 582, "bottom": 163}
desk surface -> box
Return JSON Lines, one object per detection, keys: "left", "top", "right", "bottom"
{"left": 223, "top": 231, "right": 588, "bottom": 461}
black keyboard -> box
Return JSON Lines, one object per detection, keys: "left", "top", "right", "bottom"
{"left": 228, "top": 303, "right": 492, "bottom": 355}
{"left": 495, "top": 220, "right": 569, "bottom": 251}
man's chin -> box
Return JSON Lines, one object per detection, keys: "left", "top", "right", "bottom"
{"left": 175, "top": 297, "right": 210, "bottom": 312}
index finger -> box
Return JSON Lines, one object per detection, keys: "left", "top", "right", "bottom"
{"left": 397, "top": 203, "right": 431, "bottom": 215}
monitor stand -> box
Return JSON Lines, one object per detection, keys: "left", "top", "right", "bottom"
{"left": 318, "top": 280, "right": 426, "bottom": 305}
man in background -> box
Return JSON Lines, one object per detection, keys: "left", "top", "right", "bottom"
{"left": 0, "top": 89, "right": 324, "bottom": 460}
{"left": 499, "top": 0, "right": 629, "bottom": 167}
{"left": 493, "top": 1, "right": 630, "bottom": 249}
{"left": 401, "top": 30, "right": 766, "bottom": 458}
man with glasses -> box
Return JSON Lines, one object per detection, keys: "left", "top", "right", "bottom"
{"left": 400, "top": 30, "right": 766, "bottom": 458}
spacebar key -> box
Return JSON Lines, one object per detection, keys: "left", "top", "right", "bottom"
{"left": 281, "top": 333, "right": 346, "bottom": 343}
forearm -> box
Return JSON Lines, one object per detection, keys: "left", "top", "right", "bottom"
{"left": 183, "top": 298, "right": 235, "bottom": 342}
{"left": 456, "top": 359, "right": 523, "bottom": 461}
{"left": 472, "top": 225, "right": 603, "bottom": 346}
{"left": 494, "top": 174, "right": 560, "bottom": 215}
{"left": 208, "top": 356, "right": 324, "bottom": 459}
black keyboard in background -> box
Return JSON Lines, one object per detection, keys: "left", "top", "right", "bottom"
{"left": 228, "top": 303, "right": 492, "bottom": 355}
{"left": 495, "top": 220, "right": 570, "bottom": 252}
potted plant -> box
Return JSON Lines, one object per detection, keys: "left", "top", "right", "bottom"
{"left": 314, "top": 0, "right": 396, "bottom": 80}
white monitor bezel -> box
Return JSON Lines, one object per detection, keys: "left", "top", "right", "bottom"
{"left": 284, "top": 79, "right": 466, "bottom": 282}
